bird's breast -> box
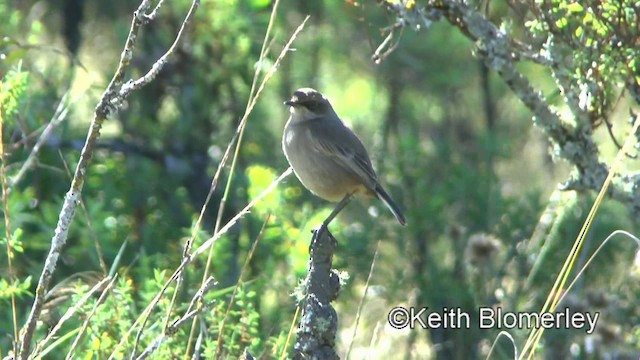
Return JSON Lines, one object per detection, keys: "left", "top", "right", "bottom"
{"left": 282, "top": 123, "right": 365, "bottom": 201}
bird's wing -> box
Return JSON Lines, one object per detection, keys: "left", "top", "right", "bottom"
{"left": 307, "top": 125, "right": 378, "bottom": 188}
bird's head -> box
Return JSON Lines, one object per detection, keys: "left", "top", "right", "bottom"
{"left": 284, "top": 88, "right": 332, "bottom": 120}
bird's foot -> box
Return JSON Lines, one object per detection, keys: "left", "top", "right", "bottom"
{"left": 310, "top": 222, "right": 335, "bottom": 253}
{"left": 313, "top": 221, "right": 329, "bottom": 236}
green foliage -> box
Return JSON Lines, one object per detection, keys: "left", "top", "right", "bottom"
{"left": 0, "top": 275, "right": 31, "bottom": 301}
{"left": 0, "top": 66, "right": 29, "bottom": 122}
{"left": 0, "top": 0, "right": 639, "bottom": 358}
{"left": 203, "top": 285, "right": 263, "bottom": 357}
{"left": 527, "top": 1, "right": 640, "bottom": 121}
{"left": 246, "top": 164, "right": 281, "bottom": 215}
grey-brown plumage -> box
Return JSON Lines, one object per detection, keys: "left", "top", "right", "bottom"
{"left": 282, "top": 87, "right": 406, "bottom": 226}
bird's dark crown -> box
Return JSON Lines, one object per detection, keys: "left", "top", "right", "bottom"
{"left": 284, "top": 88, "right": 330, "bottom": 113}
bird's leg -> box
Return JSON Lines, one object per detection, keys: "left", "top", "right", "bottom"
{"left": 311, "top": 193, "right": 353, "bottom": 252}
{"left": 317, "top": 193, "right": 354, "bottom": 235}
{"left": 311, "top": 193, "right": 355, "bottom": 253}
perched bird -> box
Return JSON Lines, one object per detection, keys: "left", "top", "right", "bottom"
{"left": 282, "top": 87, "right": 406, "bottom": 226}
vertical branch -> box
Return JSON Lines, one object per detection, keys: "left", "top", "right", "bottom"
{"left": 18, "top": 0, "right": 200, "bottom": 357}
{"left": 479, "top": 61, "right": 497, "bottom": 228}
{"left": 293, "top": 228, "right": 341, "bottom": 360}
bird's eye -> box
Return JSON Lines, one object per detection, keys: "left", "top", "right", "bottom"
{"left": 304, "top": 101, "right": 319, "bottom": 111}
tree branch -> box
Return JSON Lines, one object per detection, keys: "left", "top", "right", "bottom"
{"left": 383, "top": 0, "right": 640, "bottom": 215}
{"left": 17, "top": 1, "right": 200, "bottom": 358}
{"left": 293, "top": 228, "right": 341, "bottom": 360}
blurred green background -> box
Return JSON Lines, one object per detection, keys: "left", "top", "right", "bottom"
{"left": 1, "top": 0, "right": 639, "bottom": 358}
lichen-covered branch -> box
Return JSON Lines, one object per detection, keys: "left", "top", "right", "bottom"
{"left": 383, "top": 0, "right": 640, "bottom": 216}
{"left": 293, "top": 228, "right": 341, "bottom": 360}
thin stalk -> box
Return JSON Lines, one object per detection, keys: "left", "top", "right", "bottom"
{"left": 183, "top": 0, "right": 282, "bottom": 354}
{"left": 0, "top": 86, "right": 20, "bottom": 358}
{"left": 521, "top": 115, "right": 640, "bottom": 359}
{"left": 214, "top": 214, "right": 272, "bottom": 354}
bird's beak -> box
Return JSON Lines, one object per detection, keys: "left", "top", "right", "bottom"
{"left": 284, "top": 98, "right": 298, "bottom": 106}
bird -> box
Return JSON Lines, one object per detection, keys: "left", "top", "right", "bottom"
{"left": 282, "top": 87, "right": 406, "bottom": 226}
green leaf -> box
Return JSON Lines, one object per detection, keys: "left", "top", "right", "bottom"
{"left": 246, "top": 165, "right": 281, "bottom": 214}
{"left": 565, "top": 3, "right": 584, "bottom": 13}
{"left": 249, "top": 0, "right": 271, "bottom": 9}
{"left": 0, "top": 65, "right": 29, "bottom": 122}
{"left": 575, "top": 26, "right": 583, "bottom": 38}
{"left": 555, "top": 17, "right": 568, "bottom": 29}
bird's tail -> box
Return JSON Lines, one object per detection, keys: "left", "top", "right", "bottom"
{"left": 375, "top": 184, "right": 406, "bottom": 226}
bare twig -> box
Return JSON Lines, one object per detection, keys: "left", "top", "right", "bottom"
{"left": 18, "top": 0, "right": 201, "bottom": 357}
{"left": 118, "top": 0, "right": 199, "bottom": 101}
{"left": 215, "top": 214, "right": 272, "bottom": 355}
{"left": 556, "top": 230, "right": 640, "bottom": 307}
{"left": 146, "top": 0, "right": 167, "bottom": 20}
{"left": 168, "top": 277, "right": 217, "bottom": 334}
{"left": 522, "top": 115, "right": 640, "bottom": 359}
{"left": 134, "top": 277, "right": 216, "bottom": 360}
{"left": 372, "top": 25, "right": 403, "bottom": 64}
{"left": 185, "top": 10, "right": 310, "bottom": 357}
{"left": 9, "top": 92, "right": 71, "bottom": 190}
{"left": 65, "top": 275, "right": 119, "bottom": 360}
{"left": 108, "top": 167, "right": 293, "bottom": 360}
{"left": 31, "top": 276, "right": 113, "bottom": 358}
{"left": 161, "top": 120, "right": 238, "bottom": 332}
{"left": 184, "top": 0, "right": 282, "bottom": 341}
{"left": 345, "top": 240, "right": 381, "bottom": 359}
{"left": 180, "top": 1, "right": 283, "bottom": 353}
{"left": 134, "top": 335, "right": 166, "bottom": 360}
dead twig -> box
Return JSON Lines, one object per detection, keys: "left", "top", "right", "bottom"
{"left": 18, "top": 0, "right": 201, "bottom": 357}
